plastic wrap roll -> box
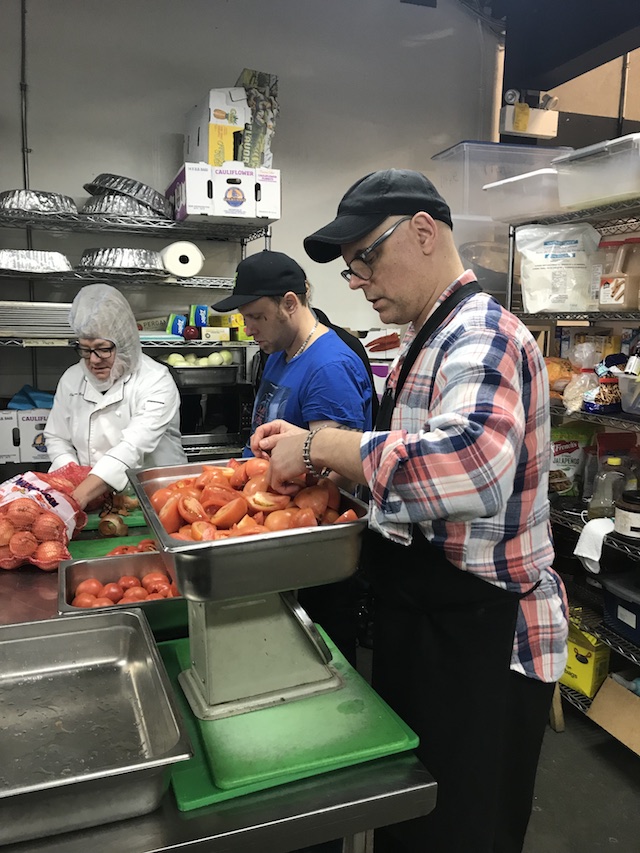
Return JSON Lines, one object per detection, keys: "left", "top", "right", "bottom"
{"left": 160, "top": 242, "right": 205, "bottom": 278}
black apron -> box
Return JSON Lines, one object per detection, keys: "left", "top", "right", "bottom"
{"left": 363, "top": 284, "right": 540, "bottom": 853}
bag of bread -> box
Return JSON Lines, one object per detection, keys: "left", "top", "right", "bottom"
{"left": 545, "top": 357, "right": 575, "bottom": 400}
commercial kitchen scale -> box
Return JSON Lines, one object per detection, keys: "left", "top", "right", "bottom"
{"left": 129, "top": 462, "right": 418, "bottom": 810}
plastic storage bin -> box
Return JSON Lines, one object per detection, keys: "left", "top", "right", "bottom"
{"left": 618, "top": 374, "right": 640, "bottom": 415}
{"left": 482, "top": 168, "right": 563, "bottom": 223}
{"left": 431, "top": 141, "right": 571, "bottom": 216}
{"left": 553, "top": 134, "right": 640, "bottom": 210}
{"left": 601, "top": 574, "right": 640, "bottom": 645}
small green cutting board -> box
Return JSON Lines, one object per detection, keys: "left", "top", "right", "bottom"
{"left": 159, "top": 632, "right": 419, "bottom": 811}
{"left": 68, "top": 532, "right": 152, "bottom": 561}
{"left": 83, "top": 509, "right": 148, "bottom": 531}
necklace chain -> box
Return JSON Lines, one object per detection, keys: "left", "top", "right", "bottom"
{"left": 290, "top": 319, "right": 318, "bottom": 360}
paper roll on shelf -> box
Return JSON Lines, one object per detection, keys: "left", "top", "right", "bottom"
{"left": 161, "top": 241, "right": 205, "bottom": 278}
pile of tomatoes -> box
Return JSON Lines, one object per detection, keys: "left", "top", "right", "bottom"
{"left": 151, "top": 459, "right": 359, "bottom": 542}
{"left": 71, "top": 569, "right": 180, "bottom": 608}
{"left": 105, "top": 538, "right": 158, "bottom": 557}
{"left": 0, "top": 498, "right": 71, "bottom": 571}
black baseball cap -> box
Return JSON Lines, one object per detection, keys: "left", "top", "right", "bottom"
{"left": 212, "top": 250, "right": 307, "bottom": 312}
{"left": 304, "top": 169, "right": 453, "bottom": 263}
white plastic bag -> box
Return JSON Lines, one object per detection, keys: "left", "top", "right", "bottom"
{"left": 516, "top": 223, "right": 601, "bottom": 313}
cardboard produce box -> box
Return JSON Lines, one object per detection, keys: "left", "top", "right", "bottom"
{"left": 166, "top": 162, "right": 215, "bottom": 220}
{"left": 17, "top": 408, "right": 50, "bottom": 463}
{"left": 588, "top": 674, "right": 640, "bottom": 755}
{"left": 559, "top": 618, "right": 610, "bottom": 698}
{"left": 0, "top": 411, "right": 20, "bottom": 464}
{"left": 184, "top": 87, "right": 251, "bottom": 167}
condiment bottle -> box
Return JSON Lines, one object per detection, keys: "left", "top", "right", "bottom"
{"left": 587, "top": 456, "right": 630, "bottom": 519}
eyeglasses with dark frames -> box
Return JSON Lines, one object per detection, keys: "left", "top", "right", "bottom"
{"left": 340, "top": 216, "right": 412, "bottom": 282}
{"left": 74, "top": 342, "right": 116, "bottom": 360}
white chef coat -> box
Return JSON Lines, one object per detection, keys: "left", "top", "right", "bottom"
{"left": 45, "top": 354, "right": 187, "bottom": 492}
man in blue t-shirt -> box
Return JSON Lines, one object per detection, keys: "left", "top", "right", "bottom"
{"left": 212, "top": 250, "right": 373, "bottom": 664}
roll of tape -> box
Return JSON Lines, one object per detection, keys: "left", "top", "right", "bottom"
{"left": 161, "top": 241, "right": 205, "bottom": 278}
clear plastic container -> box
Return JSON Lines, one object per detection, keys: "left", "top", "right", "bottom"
{"left": 553, "top": 134, "right": 640, "bottom": 210}
{"left": 588, "top": 456, "right": 630, "bottom": 519}
{"left": 599, "top": 238, "right": 640, "bottom": 310}
{"left": 482, "top": 168, "right": 563, "bottom": 224}
{"left": 618, "top": 373, "right": 640, "bottom": 414}
{"left": 588, "top": 239, "right": 624, "bottom": 310}
{"left": 431, "top": 141, "right": 571, "bottom": 216}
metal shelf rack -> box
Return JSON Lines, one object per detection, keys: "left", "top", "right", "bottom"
{"left": 0, "top": 269, "right": 234, "bottom": 288}
{"left": 0, "top": 210, "right": 272, "bottom": 242}
{"left": 550, "top": 503, "right": 640, "bottom": 562}
{"left": 0, "top": 338, "right": 253, "bottom": 349}
{"left": 549, "top": 403, "right": 640, "bottom": 431}
{"left": 559, "top": 684, "right": 593, "bottom": 714}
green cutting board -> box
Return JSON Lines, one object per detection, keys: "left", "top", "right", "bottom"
{"left": 159, "top": 632, "right": 419, "bottom": 811}
{"left": 84, "top": 509, "right": 148, "bottom": 531}
{"left": 68, "top": 532, "right": 152, "bottom": 560}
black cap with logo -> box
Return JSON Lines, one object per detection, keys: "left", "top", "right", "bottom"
{"left": 212, "top": 250, "right": 307, "bottom": 312}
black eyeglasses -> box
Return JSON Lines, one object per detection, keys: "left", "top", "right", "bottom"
{"left": 341, "top": 216, "right": 412, "bottom": 282}
{"left": 74, "top": 342, "right": 116, "bottom": 360}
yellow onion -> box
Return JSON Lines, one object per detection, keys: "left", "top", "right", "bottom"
{"left": 98, "top": 513, "right": 129, "bottom": 537}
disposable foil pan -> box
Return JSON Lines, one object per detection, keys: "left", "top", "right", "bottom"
{"left": 78, "top": 247, "right": 166, "bottom": 275}
{"left": 127, "top": 461, "right": 369, "bottom": 602}
{"left": 83, "top": 173, "right": 173, "bottom": 218}
{"left": 0, "top": 609, "right": 191, "bottom": 845}
{"left": 0, "top": 189, "right": 77, "bottom": 214}
{"left": 80, "top": 191, "right": 163, "bottom": 218}
{"left": 0, "top": 248, "right": 72, "bottom": 273}
{"left": 58, "top": 551, "right": 188, "bottom": 640}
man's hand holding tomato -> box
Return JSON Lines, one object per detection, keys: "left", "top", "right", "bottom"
{"left": 251, "top": 418, "right": 367, "bottom": 495}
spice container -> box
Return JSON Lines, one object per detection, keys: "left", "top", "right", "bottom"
{"left": 614, "top": 490, "right": 640, "bottom": 539}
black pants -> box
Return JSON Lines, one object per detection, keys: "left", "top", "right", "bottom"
{"left": 365, "top": 530, "right": 555, "bottom": 853}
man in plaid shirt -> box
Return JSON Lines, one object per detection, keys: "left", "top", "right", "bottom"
{"left": 252, "top": 169, "right": 568, "bottom": 853}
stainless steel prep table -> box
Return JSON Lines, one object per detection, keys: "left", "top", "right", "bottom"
{"left": 0, "top": 569, "right": 437, "bottom": 852}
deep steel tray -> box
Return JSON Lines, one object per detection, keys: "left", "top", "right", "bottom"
{"left": 0, "top": 609, "right": 191, "bottom": 845}
{"left": 58, "top": 552, "right": 188, "bottom": 640}
{"left": 167, "top": 364, "right": 239, "bottom": 389}
{"left": 127, "top": 461, "right": 368, "bottom": 602}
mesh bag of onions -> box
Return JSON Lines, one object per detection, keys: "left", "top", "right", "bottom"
{"left": 0, "top": 471, "right": 88, "bottom": 571}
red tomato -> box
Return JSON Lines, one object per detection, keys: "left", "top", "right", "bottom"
{"left": 245, "top": 457, "right": 270, "bottom": 478}
{"left": 264, "top": 509, "right": 297, "bottom": 531}
{"left": 252, "top": 511, "right": 265, "bottom": 526}
{"left": 293, "top": 507, "right": 318, "bottom": 528}
{"left": 117, "top": 575, "right": 141, "bottom": 590}
{"left": 141, "top": 571, "right": 171, "bottom": 591}
{"left": 294, "top": 486, "right": 329, "bottom": 519}
{"left": 229, "top": 461, "right": 250, "bottom": 489}
{"left": 170, "top": 532, "right": 193, "bottom": 540}
{"left": 246, "top": 491, "right": 291, "bottom": 514}
{"left": 316, "top": 477, "right": 341, "bottom": 511}
{"left": 91, "top": 597, "right": 115, "bottom": 607}
{"left": 146, "top": 593, "right": 165, "bottom": 601}
{"left": 191, "top": 521, "right": 217, "bottom": 541}
{"left": 120, "top": 586, "right": 149, "bottom": 601}
{"left": 72, "top": 592, "right": 96, "bottom": 608}
{"left": 172, "top": 478, "right": 195, "bottom": 490}
{"left": 135, "top": 538, "right": 157, "bottom": 552}
{"left": 158, "top": 493, "right": 182, "bottom": 534}
{"left": 100, "top": 583, "right": 124, "bottom": 603}
{"left": 195, "top": 466, "right": 230, "bottom": 489}
{"left": 150, "top": 487, "right": 174, "bottom": 513}
{"left": 210, "top": 496, "right": 249, "bottom": 529}
{"left": 242, "top": 473, "right": 270, "bottom": 497}
{"left": 75, "top": 578, "right": 104, "bottom": 597}
{"left": 169, "top": 583, "right": 180, "bottom": 598}
{"left": 334, "top": 509, "right": 359, "bottom": 524}
{"left": 201, "top": 484, "right": 237, "bottom": 511}
{"left": 177, "top": 495, "right": 209, "bottom": 524}
{"left": 322, "top": 508, "right": 340, "bottom": 524}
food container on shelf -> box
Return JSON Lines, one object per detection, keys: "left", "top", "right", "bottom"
{"left": 127, "top": 461, "right": 368, "bottom": 602}
{"left": 83, "top": 173, "right": 173, "bottom": 218}
{"left": 599, "top": 238, "right": 640, "bottom": 311}
{"left": 482, "top": 168, "right": 563, "bottom": 223}
{"left": 618, "top": 374, "right": 640, "bottom": 415}
{"left": 58, "top": 550, "right": 188, "bottom": 640}
{"left": 0, "top": 248, "right": 72, "bottom": 273}
{"left": 80, "top": 191, "right": 160, "bottom": 217}
{"left": 0, "top": 609, "right": 191, "bottom": 845}
{"left": 167, "top": 363, "right": 239, "bottom": 389}
{"left": 431, "top": 141, "right": 571, "bottom": 217}
{"left": 78, "top": 247, "right": 166, "bottom": 275}
{"left": 0, "top": 189, "right": 77, "bottom": 214}
{"left": 601, "top": 573, "right": 640, "bottom": 645}
{"left": 553, "top": 134, "right": 640, "bottom": 210}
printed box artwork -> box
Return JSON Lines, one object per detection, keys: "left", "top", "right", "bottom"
{"left": 235, "top": 68, "right": 279, "bottom": 169}
{"left": 17, "top": 409, "right": 50, "bottom": 464}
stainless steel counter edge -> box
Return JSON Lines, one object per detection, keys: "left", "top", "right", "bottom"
{"left": 4, "top": 753, "right": 436, "bottom": 853}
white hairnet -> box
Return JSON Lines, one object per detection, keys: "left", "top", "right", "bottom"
{"left": 70, "top": 284, "right": 141, "bottom": 389}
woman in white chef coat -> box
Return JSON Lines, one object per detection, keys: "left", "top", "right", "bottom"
{"left": 45, "top": 283, "right": 186, "bottom": 509}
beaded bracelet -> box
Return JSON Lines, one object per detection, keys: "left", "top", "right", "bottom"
{"left": 302, "top": 425, "right": 332, "bottom": 478}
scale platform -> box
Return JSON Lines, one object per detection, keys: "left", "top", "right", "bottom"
{"left": 160, "top": 632, "right": 419, "bottom": 810}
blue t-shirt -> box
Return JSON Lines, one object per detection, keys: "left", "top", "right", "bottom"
{"left": 244, "top": 329, "right": 372, "bottom": 455}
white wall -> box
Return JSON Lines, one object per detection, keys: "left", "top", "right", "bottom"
{"left": 0, "top": 0, "right": 498, "bottom": 393}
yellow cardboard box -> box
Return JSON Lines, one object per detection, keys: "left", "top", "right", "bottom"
{"left": 209, "top": 312, "right": 244, "bottom": 328}
{"left": 560, "top": 618, "right": 610, "bottom": 698}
